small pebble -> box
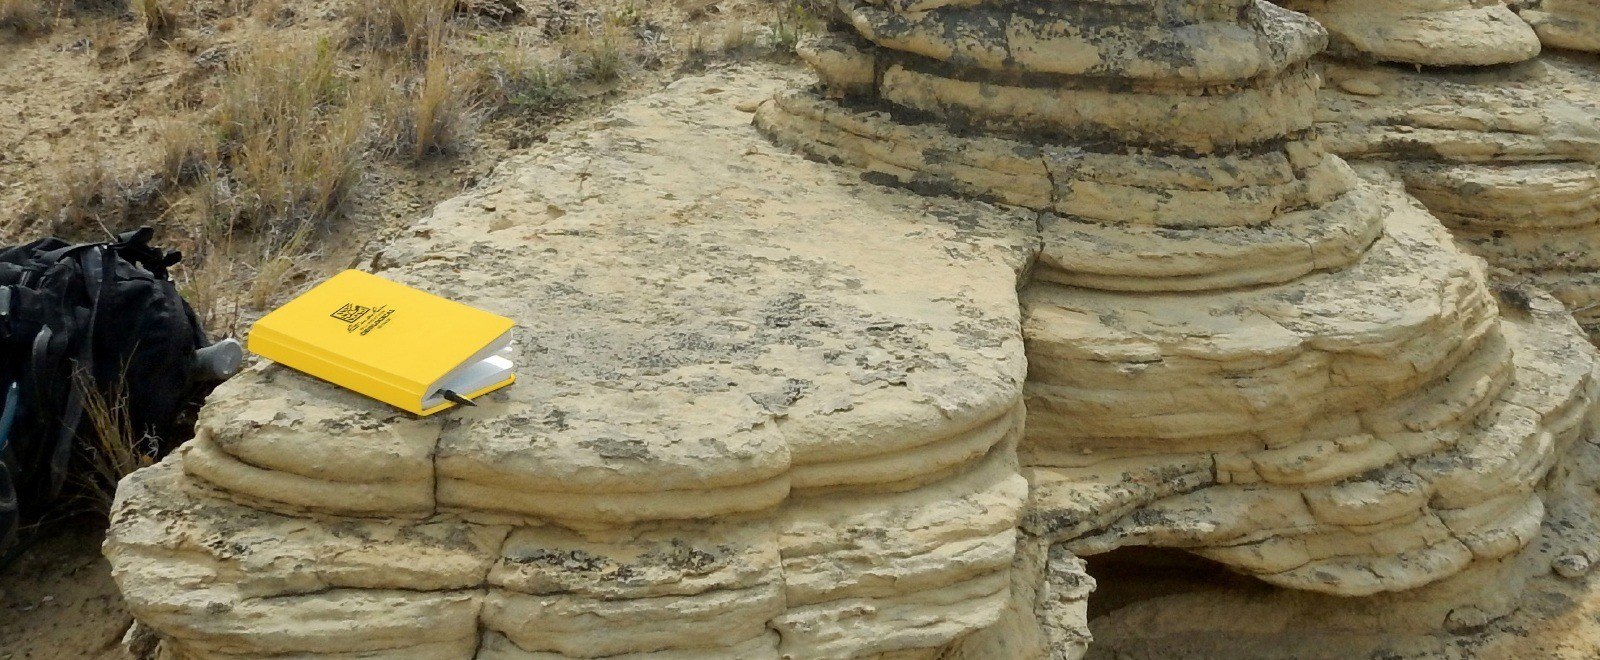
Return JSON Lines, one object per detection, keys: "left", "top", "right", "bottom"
{"left": 1554, "top": 553, "right": 1592, "bottom": 579}
{"left": 1338, "top": 78, "right": 1384, "bottom": 97}
{"left": 734, "top": 99, "right": 761, "bottom": 113}
{"left": 1445, "top": 605, "right": 1492, "bottom": 633}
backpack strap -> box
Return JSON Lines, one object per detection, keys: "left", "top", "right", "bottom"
{"left": 111, "top": 227, "right": 181, "bottom": 280}
{"left": 41, "top": 246, "right": 114, "bottom": 499}
{"left": 0, "top": 383, "right": 19, "bottom": 558}
{"left": 0, "top": 382, "right": 19, "bottom": 456}
{"left": 34, "top": 242, "right": 98, "bottom": 267}
{"left": 29, "top": 227, "right": 180, "bottom": 280}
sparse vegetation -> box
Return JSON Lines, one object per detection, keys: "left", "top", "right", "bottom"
{"left": 771, "top": 0, "right": 825, "bottom": 53}
{"left": 0, "top": 0, "right": 128, "bottom": 36}
{"left": 73, "top": 373, "right": 157, "bottom": 515}
{"left": 347, "top": 0, "right": 453, "bottom": 60}
{"left": 0, "top": 0, "right": 52, "bottom": 34}
{"left": 566, "top": 22, "right": 626, "bottom": 83}
{"left": 212, "top": 38, "right": 366, "bottom": 239}
{"left": 7, "top": 0, "right": 804, "bottom": 329}
{"left": 482, "top": 49, "right": 575, "bottom": 115}
{"left": 136, "top": 0, "right": 179, "bottom": 36}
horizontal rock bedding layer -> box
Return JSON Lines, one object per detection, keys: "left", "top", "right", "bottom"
{"left": 1021, "top": 173, "right": 1600, "bottom": 595}
{"left": 1067, "top": 399, "right": 1600, "bottom": 658}
{"left": 760, "top": 0, "right": 1600, "bottom": 612}
{"left": 1316, "top": 53, "right": 1600, "bottom": 340}
{"left": 756, "top": 92, "right": 1383, "bottom": 292}
{"left": 838, "top": 0, "right": 1325, "bottom": 83}
{"left": 1518, "top": 0, "right": 1600, "bottom": 53}
{"left": 1279, "top": 0, "right": 1542, "bottom": 66}
{"left": 1021, "top": 183, "right": 1496, "bottom": 457}
{"left": 104, "top": 66, "right": 1040, "bottom": 659}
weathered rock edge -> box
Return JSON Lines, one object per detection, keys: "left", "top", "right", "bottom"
{"left": 1303, "top": 7, "right": 1600, "bottom": 343}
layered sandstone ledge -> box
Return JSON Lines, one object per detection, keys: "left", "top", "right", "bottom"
{"left": 1517, "top": 0, "right": 1600, "bottom": 53}
{"left": 1280, "top": 0, "right": 1542, "bottom": 66}
{"left": 1316, "top": 54, "right": 1600, "bottom": 339}
{"left": 105, "top": 66, "right": 1041, "bottom": 659}
{"left": 755, "top": 0, "right": 1600, "bottom": 655}
{"left": 1292, "top": 0, "right": 1600, "bottom": 341}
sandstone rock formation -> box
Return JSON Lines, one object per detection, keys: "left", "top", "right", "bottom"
{"left": 105, "top": 68, "right": 1042, "bottom": 659}
{"left": 1518, "top": 0, "right": 1600, "bottom": 53}
{"left": 106, "top": 3, "right": 1600, "bottom": 659}
{"left": 1294, "top": 0, "right": 1600, "bottom": 340}
{"left": 1281, "top": 0, "right": 1542, "bottom": 65}
{"left": 755, "top": 0, "right": 1600, "bottom": 655}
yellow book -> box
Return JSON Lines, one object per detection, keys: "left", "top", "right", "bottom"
{"left": 248, "top": 270, "right": 515, "bottom": 416}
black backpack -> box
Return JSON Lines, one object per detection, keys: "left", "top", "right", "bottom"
{"left": 0, "top": 227, "right": 236, "bottom": 556}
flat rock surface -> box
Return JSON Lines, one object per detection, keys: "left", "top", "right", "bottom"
{"left": 188, "top": 63, "right": 1038, "bottom": 523}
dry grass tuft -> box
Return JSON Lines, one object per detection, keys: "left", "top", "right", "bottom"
{"left": 73, "top": 372, "right": 158, "bottom": 515}
{"left": 213, "top": 39, "right": 366, "bottom": 240}
{"left": 0, "top": 0, "right": 54, "bottom": 35}
{"left": 481, "top": 49, "right": 574, "bottom": 116}
{"left": 565, "top": 22, "right": 626, "bottom": 83}
{"left": 347, "top": 0, "right": 454, "bottom": 60}
{"left": 174, "top": 235, "right": 241, "bottom": 334}
{"left": 136, "top": 0, "right": 180, "bottom": 36}
{"left": 155, "top": 120, "right": 210, "bottom": 185}
{"left": 367, "top": 46, "right": 478, "bottom": 162}
{"left": 34, "top": 156, "right": 113, "bottom": 230}
{"left": 410, "top": 46, "right": 475, "bottom": 160}
{"left": 245, "top": 225, "right": 311, "bottom": 309}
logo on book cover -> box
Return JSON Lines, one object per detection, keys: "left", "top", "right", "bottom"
{"left": 330, "top": 303, "right": 371, "bottom": 324}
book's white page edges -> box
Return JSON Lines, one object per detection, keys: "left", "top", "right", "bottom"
{"left": 423, "top": 354, "right": 514, "bottom": 408}
{"left": 422, "top": 330, "right": 513, "bottom": 407}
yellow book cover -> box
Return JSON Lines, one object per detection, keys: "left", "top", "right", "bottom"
{"left": 248, "top": 270, "right": 516, "bottom": 416}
